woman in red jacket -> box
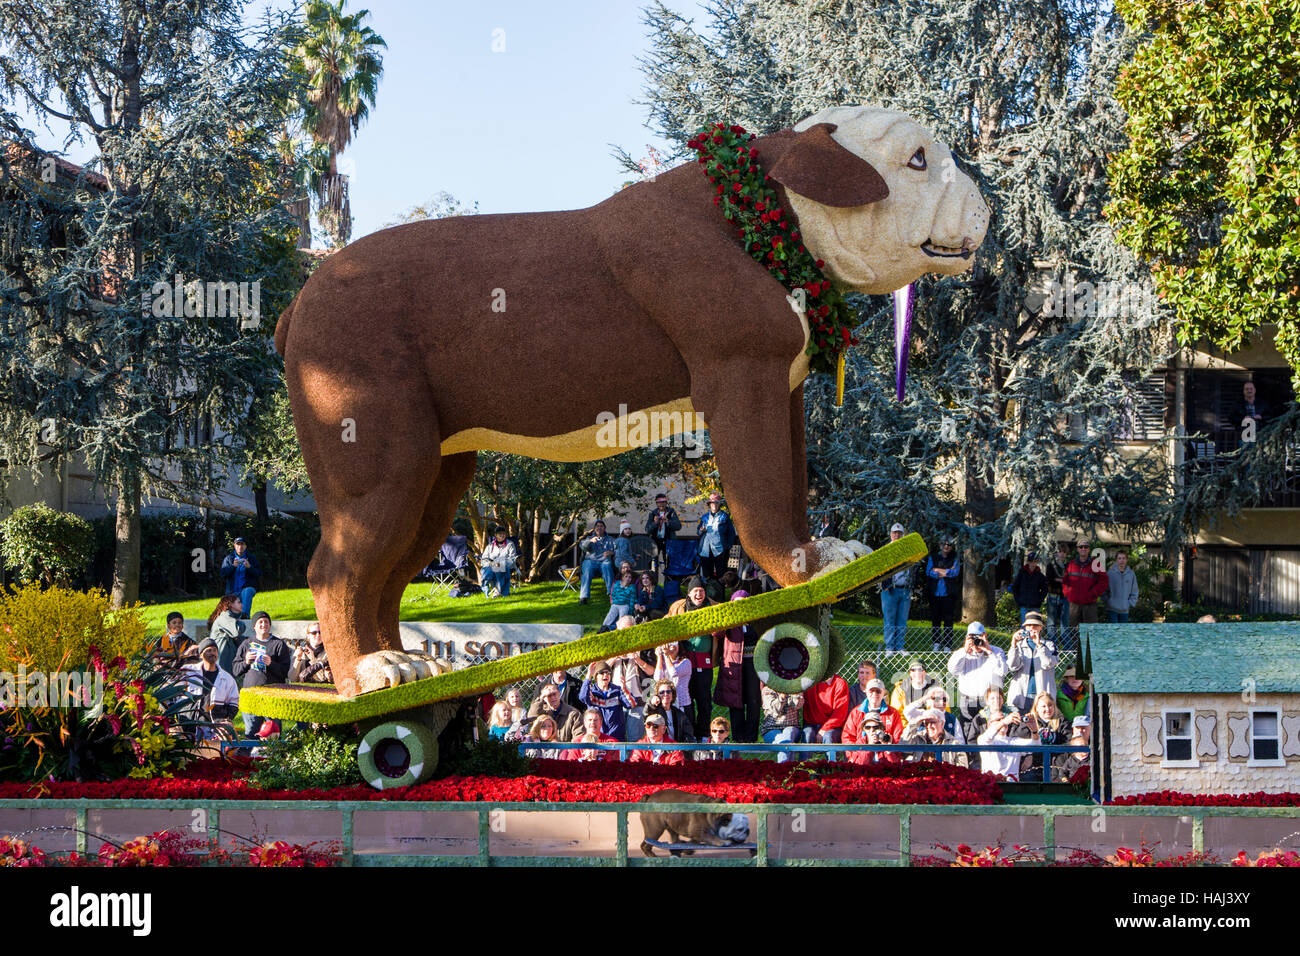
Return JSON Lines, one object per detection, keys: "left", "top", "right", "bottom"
{"left": 801, "top": 672, "right": 850, "bottom": 761}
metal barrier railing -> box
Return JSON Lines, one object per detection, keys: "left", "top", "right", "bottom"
{"left": 4, "top": 797, "right": 1296, "bottom": 866}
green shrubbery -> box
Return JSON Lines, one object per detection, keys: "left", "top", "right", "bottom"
{"left": 248, "top": 727, "right": 363, "bottom": 790}
{"left": 0, "top": 504, "right": 95, "bottom": 587}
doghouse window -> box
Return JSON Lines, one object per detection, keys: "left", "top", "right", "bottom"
{"left": 1161, "top": 709, "right": 1197, "bottom": 768}
{"left": 1248, "top": 709, "right": 1284, "bottom": 767}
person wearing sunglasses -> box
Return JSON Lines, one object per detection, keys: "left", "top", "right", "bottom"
{"left": 289, "top": 622, "right": 331, "bottom": 683}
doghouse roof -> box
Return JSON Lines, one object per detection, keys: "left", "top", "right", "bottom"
{"left": 1084, "top": 623, "right": 1300, "bottom": 694}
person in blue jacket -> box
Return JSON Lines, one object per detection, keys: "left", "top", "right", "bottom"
{"left": 925, "top": 539, "right": 961, "bottom": 651}
{"left": 696, "top": 492, "right": 737, "bottom": 579}
{"left": 220, "top": 537, "right": 262, "bottom": 618}
{"left": 579, "top": 661, "right": 637, "bottom": 740}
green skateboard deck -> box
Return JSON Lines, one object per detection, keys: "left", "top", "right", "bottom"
{"left": 239, "top": 533, "right": 928, "bottom": 725}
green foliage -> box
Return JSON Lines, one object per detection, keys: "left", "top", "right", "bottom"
{"left": 0, "top": 646, "right": 195, "bottom": 783}
{"left": 1109, "top": 0, "right": 1300, "bottom": 388}
{"left": 0, "top": 583, "right": 147, "bottom": 674}
{"left": 435, "top": 735, "right": 534, "bottom": 779}
{"left": 995, "top": 589, "right": 1020, "bottom": 629}
{"left": 0, "top": 504, "right": 94, "bottom": 587}
{"left": 248, "top": 726, "right": 363, "bottom": 790}
{"left": 469, "top": 447, "right": 684, "bottom": 581}
{"left": 1126, "top": 544, "right": 1176, "bottom": 623}
{"left": 634, "top": 0, "right": 1180, "bottom": 619}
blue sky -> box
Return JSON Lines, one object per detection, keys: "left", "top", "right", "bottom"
{"left": 20, "top": 0, "right": 710, "bottom": 242}
{"left": 334, "top": 0, "right": 709, "bottom": 239}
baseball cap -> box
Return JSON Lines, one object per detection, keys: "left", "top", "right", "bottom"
{"left": 966, "top": 622, "right": 986, "bottom": 636}
{"left": 233, "top": 536, "right": 245, "bottom": 544}
{"left": 865, "top": 678, "right": 887, "bottom": 692}
{"left": 890, "top": 522, "right": 905, "bottom": 533}
{"left": 1072, "top": 715, "right": 1091, "bottom": 729}
{"left": 908, "top": 659, "right": 925, "bottom": 672}
{"left": 644, "top": 714, "right": 666, "bottom": 727}
{"left": 861, "top": 712, "right": 883, "bottom": 726}
{"left": 1023, "top": 611, "right": 1045, "bottom": 627}
{"left": 1026, "top": 551, "right": 1038, "bottom": 561}
{"left": 256, "top": 720, "right": 280, "bottom": 738}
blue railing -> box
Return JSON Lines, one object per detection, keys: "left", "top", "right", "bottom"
{"left": 517, "top": 741, "right": 1088, "bottom": 760}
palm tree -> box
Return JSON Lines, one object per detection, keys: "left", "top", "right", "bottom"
{"left": 291, "top": 0, "right": 385, "bottom": 246}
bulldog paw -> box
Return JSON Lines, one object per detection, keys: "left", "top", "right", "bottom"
{"left": 810, "top": 537, "right": 873, "bottom": 578}
{"left": 354, "top": 649, "right": 453, "bottom": 696}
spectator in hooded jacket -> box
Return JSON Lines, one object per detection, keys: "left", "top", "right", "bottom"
{"left": 890, "top": 660, "right": 939, "bottom": 723}
{"left": 801, "top": 671, "right": 850, "bottom": 761}
{"left": 579, "top": 661, "right": 636, "bottom": 740}
{"left": 206, "top": 594, "right": 244, "bottom": 675}
{"left": 696, "top": 492, "right": 737, "bottom": 579}
{"left": 1006, "top": 611, "right": 1058, "bottom": 713}
{"left": 1062, "top": 540, "right": 1109, "bottom": 639}
{"left": 1104, "top": 550, "right": 1139, "bottom": 623}
{"left": 842, "top": 679, "right": 904, "bottom": 765}
{"left": 1009, "top": 552, "right": 1049, "bottom": 623}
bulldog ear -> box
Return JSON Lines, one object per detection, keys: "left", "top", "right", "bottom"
{"left": 769, "top": 123, "right": 889, "bottom": 207}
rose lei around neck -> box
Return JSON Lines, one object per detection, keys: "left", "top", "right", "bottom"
{"left": 687, "top": 122, "right": 860, "bottom": 386}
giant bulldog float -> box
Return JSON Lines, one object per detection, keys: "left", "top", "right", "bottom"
{"left": 276, "top": 106, "right": 989, "bottom": 698}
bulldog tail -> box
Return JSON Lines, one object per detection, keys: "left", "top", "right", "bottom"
{"left": 274, "top": 293, "right": 298, "bottom": 357}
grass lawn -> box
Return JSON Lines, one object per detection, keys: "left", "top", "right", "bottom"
{"left": 141, "top": 581, "right": 885, "bottom": 633}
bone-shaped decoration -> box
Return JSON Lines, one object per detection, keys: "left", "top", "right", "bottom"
{"left": 1140, "top": 714, "right": 1163, "bottom": 758}
{"left": 1282, "top": 714, "right": 1300, "bottom": 758}
{"left": 1226, "top": 714, "right": 1252, "bottom": 759}
{"left": 1195, "top": 713, "right": 1219, "bottom": 758}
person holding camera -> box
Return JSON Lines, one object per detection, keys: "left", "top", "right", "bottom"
{"left": 975, "top": 685, "right": 1031, "bottom": 780}
{"left": 578, "top": 520, "right": 617, "bottom": 605}
{"left": 219, "top": 537, "right": 261, "bottom": 619}
{"left": 947, "top": 622, "right": 1008, "bottom": 744}
{"left": 759, "top": 683, "right": 804, "bottom": 763}
{"left": 842, "top": 679, "right": 903, "bottom": 765}
{"left": 288, "top": 622, "right": 331, "bottom": 684}
{"left": 644, "top": 493, "right": 681, "bottom": 573}
{"left": 1006, "top": 611, "right": 1058, "bottom": 713}
{"left": 480, "top": 526, "right": 519, "bottom": 598}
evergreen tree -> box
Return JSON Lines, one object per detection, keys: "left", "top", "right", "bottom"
{"left": 0, "top": 2, "right": 304, "bottom": 606}
{"left": 634, "top": 0, "right": 1178, "bottom": 619}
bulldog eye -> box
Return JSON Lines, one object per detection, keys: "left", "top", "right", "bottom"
{"left": 908, "top": 147, "right": 927, "bottom": 171}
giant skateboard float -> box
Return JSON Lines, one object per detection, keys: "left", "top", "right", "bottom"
{"left": 240, "top": 534, "right": 927, "bottom": 788}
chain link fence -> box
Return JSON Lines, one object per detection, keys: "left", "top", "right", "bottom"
{"left": 469, "top": 625, "right": 1082, "bottom": 713}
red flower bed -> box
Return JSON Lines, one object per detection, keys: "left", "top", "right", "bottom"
{"left": 1109, "top": 790, "right": 1300, "bottom": 807}
{"left": 0, "top": 758, "right": 1002, "bottom": 805}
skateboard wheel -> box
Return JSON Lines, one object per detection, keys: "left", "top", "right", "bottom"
{"left": 357, "top": 720, "right": 438, "bottom": 790}
{"left": 755, "top": 621, "right": 828, "bottom": 693}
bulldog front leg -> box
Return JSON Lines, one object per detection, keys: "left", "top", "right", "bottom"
{"left": 694, "top": 365, "right": 842, "bottom": 588}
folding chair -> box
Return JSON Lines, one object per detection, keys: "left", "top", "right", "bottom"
{"left": 418, "top": 534, "right": 471, "bottom": 600}
{"left": 664, "top": 538, "right": 700, "bottom": 585}
{"left": 558, "top": 563, "right": 581, "bottom": 594}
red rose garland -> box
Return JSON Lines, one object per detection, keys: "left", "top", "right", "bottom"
{"left": 687, "top": 122, "right": 860, "bottom": 377}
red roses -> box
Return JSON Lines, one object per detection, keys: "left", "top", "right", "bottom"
{"left": 1110, "top": 790, "right": 1300, "bottom": 807}
{"left": 0, "top": 757, "right": 1003, "bottom": 805}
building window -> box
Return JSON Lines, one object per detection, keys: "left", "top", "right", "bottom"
{"left": 1248, "top": 709, "right": 1284, "bottom": 767}
{"left": 1161, "top": 709, "right": 1197, "bottom": 767}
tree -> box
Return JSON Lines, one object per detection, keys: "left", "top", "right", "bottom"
{"left": 292, "top": 0, "right": 386, "bottom": 247}
{"left": 1108, "top": 0, "right": 1300, "bottom": 388}
{"left": 0, "top": 504, "right": 94, "bottom": 587}
{"left": 0, "top": 2, "right": 304, "bottom": 607}
{"left": 465, "top": 448, "right": 682, "bottom": 582}
{"left": 634, "top": 0, "right": 1180, "bottom": 620}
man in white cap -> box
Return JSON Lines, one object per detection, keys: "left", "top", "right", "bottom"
{"left": 1053, "top": 715, "right": 1091, "bottom": 781}
{"left": 880, "top": 522, "right": 913, "bottom": 654}
{"left": 842, "top": 678, "right": 904, "bottom": 765}
{"left": 901, "top": 706, "right": 968, "bottom": 767}
{"left": 947, "top": 622, "right": 1008, "bottom": 743}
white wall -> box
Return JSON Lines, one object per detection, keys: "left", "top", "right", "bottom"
{"left": 1110, "top": 692, "right": 1300, "bottom": 797}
